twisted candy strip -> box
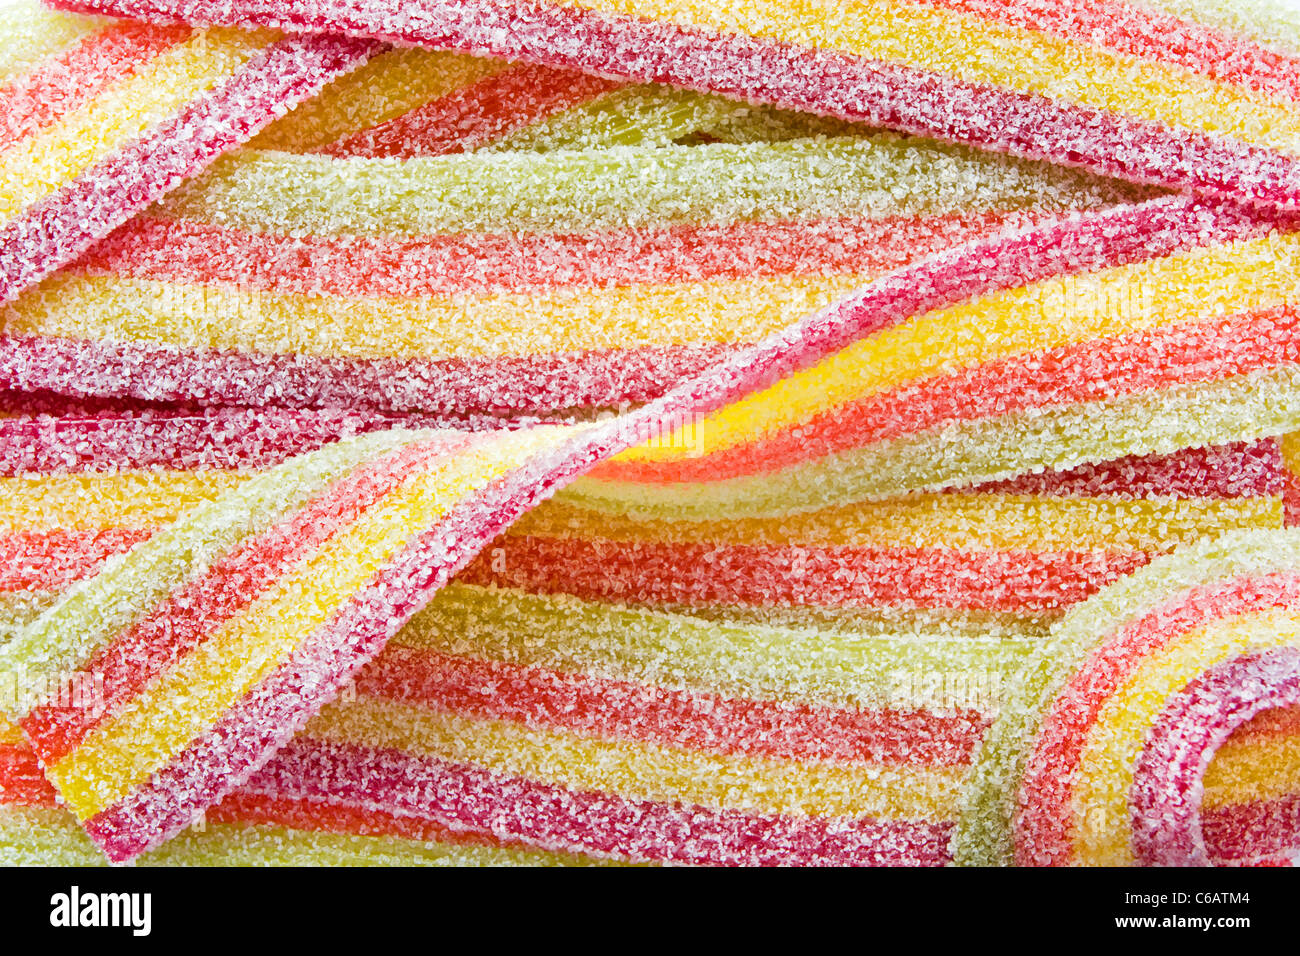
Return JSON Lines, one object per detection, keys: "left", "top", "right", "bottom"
{"left": 4, "top": 1, "right": 1300, "bottom": 868}
{"left": 0, "top": 402, "right": 1287, "bottom": 865}
{"left": 0, "top": 2, "right": 381, "bottom": 303}
{"left": 49, "top": 0, "right": 1300, "bottom": 208}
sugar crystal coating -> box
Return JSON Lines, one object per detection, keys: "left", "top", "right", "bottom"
{"left": 1, "top": 0, "right": 1299, "bottom": 866}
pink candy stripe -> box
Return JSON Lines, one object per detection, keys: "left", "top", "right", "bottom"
{"left": 0, "top": 33, "right": 380, "bottom": 304}
{"left": 0, "top": 335, "right": 736, "bottom": 414}
{"left": 246, "top": 737, "right": 954, "bottom": 866}
{"left": 1130, "top": 647, "right": 1300, "bottom": 867}
{"left": 1203, "top": 792, "right": 1300, "bottom": 864}
{"left": 0, "top": 407, "right": 426, "bottom": 474}
{"left": 47, "top": 0, "right": 1300, "bottom": 208}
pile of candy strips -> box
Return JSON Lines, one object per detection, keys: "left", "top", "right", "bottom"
{"left": 0, "top": 0, "right": 1299, "bottom": 867}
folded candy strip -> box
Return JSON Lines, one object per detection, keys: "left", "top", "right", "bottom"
{"left": 48, "top": 0, "right": 1300, "bottom": 208}
{"left": 0, "top": 2, "right": 383, "bottom": 304}
{"left": 7, "top": 189, "right": 1300, "bottom": 862}
{"left": 1, "top": 132, "right": 1136, "bottom": 414}
{"left": 0, "top": 401, "right": 1289, "bottom": 865}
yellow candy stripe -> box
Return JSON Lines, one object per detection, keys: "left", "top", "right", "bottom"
{"left": 0, "top": 471, "right": 252, "bottom": 533}
{"left": 0, "top": 805, "right": 594, "bottom": 866}
{"left": 8, "top": 272, "right": 873, "bottom": 357}
{"left": 0, "top": 3, "right": 107, "bottom": 86}
{"left": 394, "top": 584, "right": 1031, "bottom": 714}
{"left": 1201, "top": 731, "right": 1300, "bottom": 808}
{"left": 567, "top": 368, "right": 1300, "bottom": 518}
{"left": 147, "top": 822, "right": 593, "bottom": 867}
{"left": 0, "top": 714, "right": 23, "bottom": 746}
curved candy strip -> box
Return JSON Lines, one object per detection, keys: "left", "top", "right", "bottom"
{"left": 1130, "top": 647, "right": 1300, "bottom": 866}
{"left": 4, "top": 135, "right": 1125, "bottom": 414}
{"left": 954, "top": 527, "right": 1300, "bottom": 866}
{"left": 0, "top": 410, "right": 1283, "bottom": 864}
{"left": 0, "top": 2, "right": 382, "bottom": 304}
{"left": 48, "top": 0, "right": 1300, "bottom": 208}
{"left": 0, "top": 400, "right": 1292, "bottom": 863}
{"left": 566, "top": 194, "right": 1300, "bottom": 515}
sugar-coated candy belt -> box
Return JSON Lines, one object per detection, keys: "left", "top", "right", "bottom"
{"left": 2, "top": 132, "right": 1134, "bottom": 415}
{"left": 48, "top": 0, "right": 1300, "bottom": 209}
{"left": 0, "top": 1, "right": 380, "bottom": 303}
{"left": 957, "top": 529, "right": 1300, "bottom": 867}
{"left": 3, "top": 0, "right": 1300, "bottom": 868}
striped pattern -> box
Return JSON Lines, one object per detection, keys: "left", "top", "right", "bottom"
{"left": 0, "top": 398, "right": 1292, "bottom": 864}
{"left": 246, "top": 45, "right": 858, "bottom": 158}
{"left": 955, "top": 529, "right": 1300, "bottom": 866}
{"left": 564, "top": 196, "right": 1300, "bottom": 512}
{"left": 0, "top": 418, "right": 589, "bottom": 860}
{"left": 4, "top": 2, "right": 1300, "bottom": 868}
{"left": 1200, "top": 702, "right": 1300, "bottom": 865}
{"left": 1, "top": 134, "right": 1130, "bottom": 414}
{"left": 0, "top": 401, "right": 1288, "bottom": 864}
{"left": 49, "top": 0, "right": 1300, "bottom": 208}
{"left": 0, "top": 714, "right": 601, "bottom": 866}
{"left": 0, "top": 2, "right": 380, "bottom": 303}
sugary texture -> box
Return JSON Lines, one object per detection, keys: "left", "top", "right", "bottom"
{"left": 955, "top": 529, "right": 1300, "bottom": 866}
{"left": 1, "top": 131, "right": 1137, "bottom": 414}
{"left": 0, "top": 419, "right": 593, "bottom": 861}
{"left": 1197, "top": 701, "right": 1300, "bottom": 866}
{"left": 3, "top": 1, "right": 1300, "bottom": 869}
{"left": 246, "top": 45, "right": 866, "bottom": 157}
{"left": 7, "top": 192, "right": 1300, "bottom": 863}
{"left": 566, "top": 195, "right": 1300, "bottom": 512}
{"left": 0, "top": 712, "right": 605, "bottom": 865}
{"left": 0, "top": 397, "right": 1288, "bottom": 865}
{"left": 46, "top": 0, "right": 1300, "bottom": 208}
{"left": 0, "top": 2, "right": 381, "bottom": 304}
